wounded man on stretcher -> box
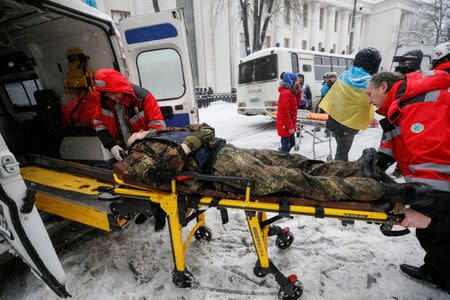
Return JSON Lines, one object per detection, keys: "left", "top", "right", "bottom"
{"left": 120, "top": 123, "right": 422, "bottom": 204}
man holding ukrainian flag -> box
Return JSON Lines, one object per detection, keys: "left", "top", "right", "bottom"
{"left": 319, "top": 47, "right": 382, "bottom": 161}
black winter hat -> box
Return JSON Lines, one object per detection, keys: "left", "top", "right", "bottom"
{"left": 403, "top": 49, "right": 423, "bottom": 65}
{"left": 354, "top": 47, "right": 382, "bottom": 75}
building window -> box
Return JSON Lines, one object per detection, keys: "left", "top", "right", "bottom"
{"left": 284, "top": 0, "right": 291, "bottom": 24}
{"left": 302, "top": 40, "right": 307, "bottom": 50}
{"left": 302, "top": 4, "right": 308, "bottom": 27}
{"left": 334, "top": 11, "right": 339, "bottom": 32}
{"left": 265, "top": 36, "right": 272, "bottom": 48}
{"left": 284, "top": 38, "right": 290, "bottom": 48}
{"left": 111, "top": 10, "right": 130, "bottom": 24}
{"left": 319, "top": 8, "right": 325, "bottom": 30}
{"left": 400, "top": 12, "right": 408, "bottom": 31}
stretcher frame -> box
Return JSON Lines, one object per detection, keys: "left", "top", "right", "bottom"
{"left": 22, "top": 156, "right": 406, "bottom": 300}
{"left": 108, "top": 173, "right": 404, "bottom": 299}
{"left": 268, "top": 109, "right": 332, "bottom": 161}
{"left": 296, "top": 110, "right": 332, "bottom": 161}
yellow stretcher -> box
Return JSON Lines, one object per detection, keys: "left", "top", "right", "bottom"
{"left": 22, "top": 156, "right": 408, "bottom": 300}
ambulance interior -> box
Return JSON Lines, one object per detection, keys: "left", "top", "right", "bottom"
{"left": 0, "top": 0, "right": 119, "bottom": 165}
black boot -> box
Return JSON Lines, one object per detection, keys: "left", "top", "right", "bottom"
{"left": 358, "top": 148, "right": 377, "bottom": 178}
{"left": 134, "top": 213, "right": 149, "bottom": 225}
{"left": 400, "top": 264, "right": 434, "bottom": 283}
{"left": 153, "top": 206, "right": 167, "bottom": 232}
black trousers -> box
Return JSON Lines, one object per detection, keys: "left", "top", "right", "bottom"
{"left": 332, "top": 132, "right": 356, "bottom": 162}
{"left": 416, "top": 227, "right": 450, "bottom": 286}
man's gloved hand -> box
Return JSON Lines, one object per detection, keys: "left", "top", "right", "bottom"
{"left": 360, "top": 148, "right": 396, "bottom": 180}
{"left": 111, "top": 145, "right": 124, "bottom": 161}
{"left": 374, "top": 151, "right": 396, "bottom": 174}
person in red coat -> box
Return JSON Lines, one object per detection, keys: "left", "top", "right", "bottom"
{"left": 92, "top": 69, "right": 165, "bottom": 161}
{"left": 93, "top": 69, "right": 167, "bottom": 231}
{"left": 364, "top": 50, "right": 450, "bottom": 292}
{"left": 276, "top": 72, "right": 299, "bottom": 153}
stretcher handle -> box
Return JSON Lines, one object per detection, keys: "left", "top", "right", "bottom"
{"left": 380, "top": 213, "right": 411, "bottom": 237}
{"left": 176, "top": 171, "right": 252, "bottom": 186}
{"left": 380, "top": 227, "right": 411, "bottom": 237}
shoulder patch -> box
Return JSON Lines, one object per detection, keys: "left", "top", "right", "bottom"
{"left": 410, "top": 123, "right": 424, "bottom": 133}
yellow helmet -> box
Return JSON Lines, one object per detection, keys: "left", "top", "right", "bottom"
{"left": 67, "top": 48, "right": 89, "bottom": 63}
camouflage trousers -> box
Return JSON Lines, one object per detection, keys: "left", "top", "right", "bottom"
{"left": 211, "top": 144, "right": 383, "bottom": 201}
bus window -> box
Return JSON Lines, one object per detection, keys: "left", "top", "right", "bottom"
{"left": 347, "top": 59, "right": 354, "bottom": 68}
{"left": 302, "top": 64, "right": 312, "bottom": 72}
{"left": 331, "top": 58, "right": 338, "bottom": 67}
{"left": 239, "top": 61, "right": 254, "bottom": 84}
{"left": 255, "top": 54, "right": 277, "bottom": 82}
{"left": 314, "top": 56, "right": 322, "bottom": 65}
{"left": 239, "top": 54, "right": 277, "bottom": 84}
{"left": 291, "top": 53, "right": 299, "bottom": 74}
{"left": 333, "top": 58, "right": 346, "bottom": 75}
{"left": 314, "top": 56, "right": 332, "bottom": 81}
{"left": 137, "top": 48, "right": 185, "bottom": 100}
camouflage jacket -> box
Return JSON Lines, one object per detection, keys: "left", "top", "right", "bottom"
{"left": 123, "top": 123, "right": 224, "bottom": 186}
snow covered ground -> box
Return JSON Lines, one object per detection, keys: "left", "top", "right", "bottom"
{"left": 2, "top": 102, "right": 448, "bottom": 300}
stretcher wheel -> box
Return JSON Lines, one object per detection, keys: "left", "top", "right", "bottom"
{"left": 253, "top": 261, "right": 269, "bottom": 278}
{"left": 276, "top": 230, "right": 294, "bottom": 250}
{"left": 194, "top": 226, "right": 212, "bottom": 241}
{"left": 172, "top": 269, "right": 195, "bottom": 288}
{"left": 278, "top": 280, "right": 303, "bottom": 300}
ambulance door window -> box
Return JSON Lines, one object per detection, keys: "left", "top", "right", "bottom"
{"left": 136, "top": 48, "right": 185, "bottom": 101}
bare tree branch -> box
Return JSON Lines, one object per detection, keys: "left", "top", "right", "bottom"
{"left": 240, "top": 0, "right": 251, "bottom": 56}
{"left": 260, "top": 0, "right": 275, "bottom": 47}
{"left": 152, "top": 0, "right": 160, "bottom": 12}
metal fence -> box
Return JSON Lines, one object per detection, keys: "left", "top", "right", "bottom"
{"left": 196, "top": 93, "right": 236, "bottom": 108}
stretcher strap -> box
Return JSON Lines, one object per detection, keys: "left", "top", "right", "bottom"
{"left": 315, "top": 207, "right": 325, "bottom": 218}
{"left": 279, "top": 198, "right": 291, "bottom": 217}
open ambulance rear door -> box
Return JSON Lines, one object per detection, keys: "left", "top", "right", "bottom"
{"left": 118, "top": 9, "right": 198, "bottom": 126}
{"left": 0, "top": 134, "right": 69, "bottom": 297}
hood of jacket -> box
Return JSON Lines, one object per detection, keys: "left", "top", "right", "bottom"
{"left": 95, "top": 69, "right": 135, "bottom": 94}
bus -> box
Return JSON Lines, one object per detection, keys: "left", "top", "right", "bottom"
{"left": 237, "top": 48, "right": 354, "bottom": 115}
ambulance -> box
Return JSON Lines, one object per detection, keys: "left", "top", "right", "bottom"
{"left": 0, "top": 0, "right": 197, "bottom": 296}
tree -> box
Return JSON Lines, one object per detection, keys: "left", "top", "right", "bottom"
{"left": 152, "top": 0, "right": 160, "bottom": 12}
{"left": 418, "top": 0, "right": 449, "bottom": 45}
{"left": 239, "top": 0, "right": 302, "bottom": 56}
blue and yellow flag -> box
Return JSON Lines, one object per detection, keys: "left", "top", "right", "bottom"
{"left": 319, "top": 67, "right": 374, "bottom": 130}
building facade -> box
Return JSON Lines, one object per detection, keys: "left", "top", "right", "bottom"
{"left": 88, "top": 0, "right": 430, "bottom": 93}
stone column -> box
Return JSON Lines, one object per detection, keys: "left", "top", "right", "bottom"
{"left": 325, "top": 6, "right": 336, "bottom": 52}
{"left": 353, "top": 14, "right": 362, "bottom": 53}
{"left": 309, "top": 1, "right": 321, "bottom": 51}
{"left": 339, "top": 10, "right": 351, "bottom": 54}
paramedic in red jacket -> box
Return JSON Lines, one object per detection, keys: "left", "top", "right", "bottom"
{"left": 365, "top": 61, "right": 450, "bottom": 292}
{"left": 93, "top": 69, "right": 165, "bottom": 161}
{"left": 276, "top": 72, "right": 298, "bottom": 153}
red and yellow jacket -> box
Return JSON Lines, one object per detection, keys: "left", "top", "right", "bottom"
{"left": 377, "top": 70, "right": 450, "bottom": 191}
{"left": 93, "top": 69, "right": 165, "bottom": 149}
